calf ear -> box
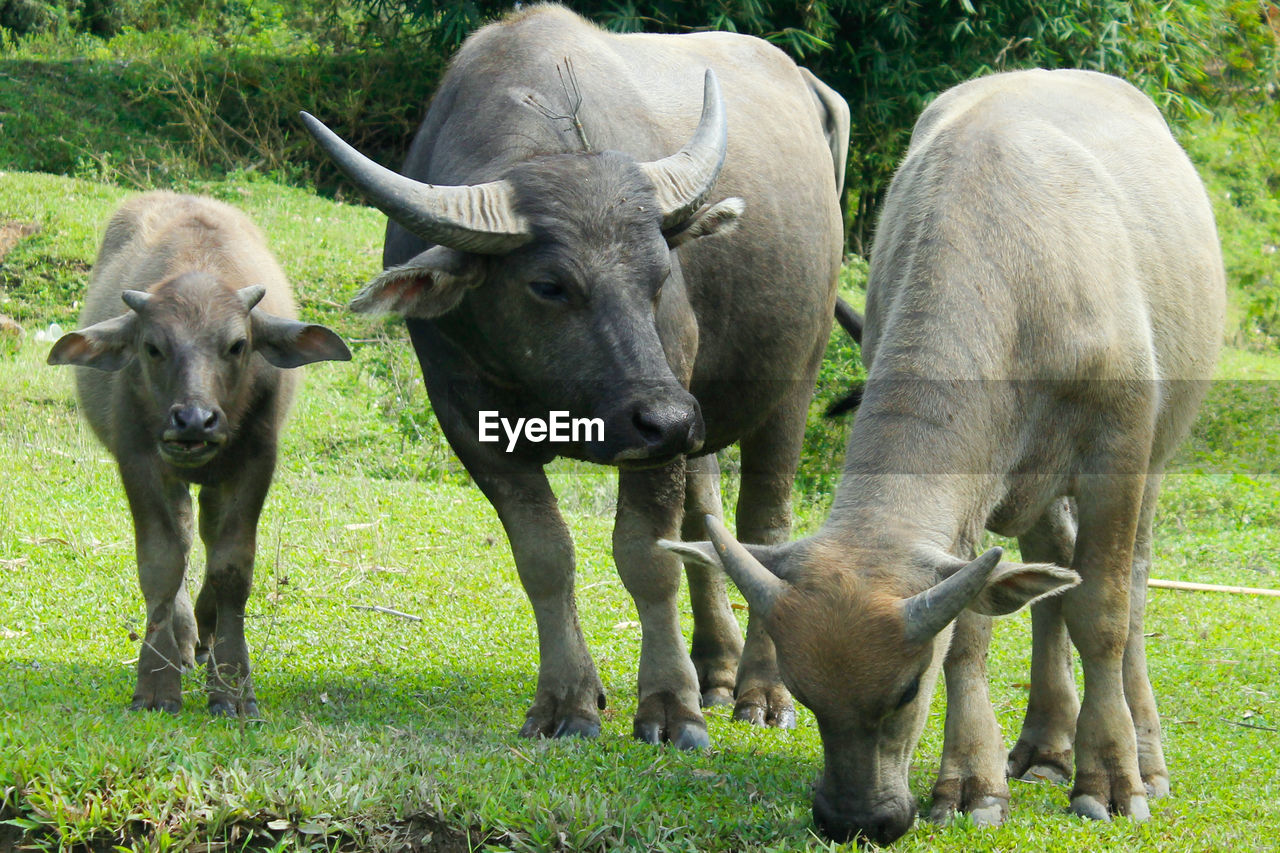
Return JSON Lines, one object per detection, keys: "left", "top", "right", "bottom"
{"left": 970, "top": 561, "right": 1081, "bottom": 616}
{"left": 46, "top": 312, "right": 137, "bottom": 371}
{"left": 664, "top": 197, "right": 744, "bottom": 249}
{"left": 350, "top": 246, "right": 481, "bottom": 318}
{"left": 251, "top": 312, "right": 352, "bottom": 369}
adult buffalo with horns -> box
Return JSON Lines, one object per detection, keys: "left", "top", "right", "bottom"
{"left": 302, "top": 4, "right": 849, "bottom": 748}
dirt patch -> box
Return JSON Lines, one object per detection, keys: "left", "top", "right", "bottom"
{"left": 0, "top": 221, "right": 41, "bottom": 263}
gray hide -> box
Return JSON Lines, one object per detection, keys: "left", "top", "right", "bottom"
{"left": 666, "top": 69, "right": 1224, "bottom": 843}
{"left": 304, "top": 4, "right": 848, "bottom": 749}
{"left": 48, "top": 191, "right": 350, "bottom": 716}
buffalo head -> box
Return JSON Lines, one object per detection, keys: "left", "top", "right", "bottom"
{"left": 663, "top": 516, "right": 1079, "bottom": 845}
{"left": 301, "top": 70, "right": 744, "bottom": 467}
{"left": 48, "top": 273, "right": 350, "bottom": 467}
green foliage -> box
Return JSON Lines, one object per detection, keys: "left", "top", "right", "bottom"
{"left": 0, "top": 4, "right": 444, "bottom": 195}
{"left": 794, "top": 259, "right": 866, "bottom": 514}
{"left": 1180, "top": 108, "right": 1280, "bottom": 351}
{"left": 351, "top": 0, "right": 1279, "bottom": 252}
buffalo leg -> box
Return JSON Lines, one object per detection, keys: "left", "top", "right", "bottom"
{"left": 1008, "top": 498, "right": 1079, "bottom": 784}
{"left": 930, "top": 609, "right": 1010, "bottom": 826}
{"left": 731, "top": 393, "right": 805, "bottom": 728}
{"left": 479, "top": 464, "right": 604, "bottom": 739}
{"left": 121, "top": 465, "right": 195, "bottom": 713}
{"left": 195, "top": 445, "right": 275, "bottom": 717}
{"left": 1063, "top": 470, "right": 1149, "bottom": 821}
{"left": 423, "top": 378, "right": 604, "bottom": 740}
{"left": 616, "top": 460, "right": 708, "bottom": 749}
{"left": 681, "top": 454, "right": 742, "bottom": 707}
{"left": 1124, "top": 473, "right": 1169, "bottom": 799}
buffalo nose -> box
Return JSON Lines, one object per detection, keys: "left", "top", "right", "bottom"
{"left": 630, "top": 398, "right": 703, "bottom": 456}
{"left": 169, "top": 404, "right": 220, "bottom": 435}
{"left": 813, "top": 793, "right": 916, "bottom": 846}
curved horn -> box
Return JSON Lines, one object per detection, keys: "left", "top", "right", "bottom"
{"left": 901, "top": 547, "right": 1003, "bottom": 645}
{"left": 704, "top": 515, "right": 786, "bottom": 618}
{"left": 237, "top": 285, "right": 266, "bottom": 311}
{"left": 299, "top": 112, "right": 533, "bottom": 255}
{"left": 121, "top": 290, "right": 153, "bottom": 314}
{"left": 640, "top": 69, "right": 729, "bottom": 229}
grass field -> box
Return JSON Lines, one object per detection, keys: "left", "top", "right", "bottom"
{"left": 1, "top": 169, "right": 1278, "bottom": 852}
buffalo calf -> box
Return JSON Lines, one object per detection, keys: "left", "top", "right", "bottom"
{"left": 49, "top": 191, "right": 350, "bottom": 716}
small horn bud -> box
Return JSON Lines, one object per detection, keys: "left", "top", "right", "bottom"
{"left": 121, "top": 290, "right": 153, "bottom": 314}
{"left": 237, "top": 285, "right": 267, "bottom": 311}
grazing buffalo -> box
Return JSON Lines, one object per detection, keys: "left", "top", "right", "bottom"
{"left": 49, "top": 191, "right": 351, "bottom": 715}
{"left": 302, "top": 4, "right": 848, "bottom": 747}
{"left": 666, "top": 69, "right": 1225, "bottom": 843}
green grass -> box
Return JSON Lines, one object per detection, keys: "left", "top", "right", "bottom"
{"left": 2, "top": 169, "right": 1279, "bottom": 852}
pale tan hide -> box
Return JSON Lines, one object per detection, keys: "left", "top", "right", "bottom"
{"left": 666, "top": 69, "right": 1224, "bottom": 844}
{"left": 49, "top": 192, "right": 350, "bottom": 716}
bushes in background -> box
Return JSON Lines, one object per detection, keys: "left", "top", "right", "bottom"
{"left": 352, "top": 0, "right": 1280, "bottom": 252}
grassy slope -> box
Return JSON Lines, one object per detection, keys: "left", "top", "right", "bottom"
{"left": 2, "top": 169, "right": 1279, "bottom": 852}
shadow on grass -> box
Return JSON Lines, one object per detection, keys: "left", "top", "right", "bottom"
{"left": 1, "top": 656, "right": 821, "bottom": 851}
{"left": 0, "top": 655, "right": 534, "bottom": 734}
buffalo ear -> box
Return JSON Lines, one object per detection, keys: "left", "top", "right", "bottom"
{"left": 350, "top": 246, "right": 481, "bottom": 318}
{"left": 657, "top": 539, "right": 719, "bottom": 568}
{"left": 46, "top": 312, "right": 137, "bottom": 371}
{"left": 251, "top": 312, "right": 352, "bottom": 369}
{"left": 664, "top": 197, "right": 744, "bottom": 249}
{"left": 969, "top": 561, "right": 1080, "bottom": 616}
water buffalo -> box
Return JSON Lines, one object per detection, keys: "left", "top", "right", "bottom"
{"left": 301, "top": 4, "right": 848, "bottom": 747}
{"left": 49, "top": 191, "right": 351, "bottom": 715}
{"left": 665, "top": 69, "right": 1225, "bottom": 843}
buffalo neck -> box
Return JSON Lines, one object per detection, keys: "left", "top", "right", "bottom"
{"left": 821, "top": 331, "right": 1015, "bottom": 563}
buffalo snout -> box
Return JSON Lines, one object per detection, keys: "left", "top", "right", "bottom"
{"left": 161, "top": 402, "right": 227, "bottom": 465}
{"left": 597, "top": 392, "right": 703, "bottom": 467}
{"left": 813, "top": 789, "right": 916, "bottom": 847}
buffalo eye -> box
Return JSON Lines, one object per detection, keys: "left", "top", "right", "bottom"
{"left": 527, "top": 279, "right": 569, "bottom": 303}
{"left": 144, "top": 342, "right": 163, "bottom": 361}
{"left": 895, "top": 676, "right": 921, "bottom": 710}
{"left": 228, "top": 338, "right": 247, "bottom": 357}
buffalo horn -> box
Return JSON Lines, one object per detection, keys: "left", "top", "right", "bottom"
{"left": 901, "top": 547, "right": 1004, "bottom": 645}
{"left": 237, "top": 285, "right": 266, "bottom": 311}
{"left": 121, "top": 290, "right": 153, "bottom": 314}
{"left": 640, "top": 69, "right": 730, "bottom": 230}
{"left": 299, "top": 112, "right": 533, "bottom": 255}
{"left": 704, "top": 514, "right": 786, "bottom": 618}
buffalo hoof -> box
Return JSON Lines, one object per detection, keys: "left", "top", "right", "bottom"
{"left": 929, "top": 778, "right": 1009, "bottom": 827}
{"left": 130, "top": 696, "right": 181, "bottom": 714}
{"left": 691, "top": 650, "right": 739, "bottom": 710}
{"left": 634, "top": 692, "right": 709, "bottom": 750}
{"left": 209, "top": 697, "right": 260, "bottom": 719}
{"left": 733, "top": 686, "right": 796, "bottom": 729}
{"left": 1143, "top": 773, "right": 1171, "bottom": 800}
{"left": 519, "top": 695, "right": 603, "bottom": 740}
{"left": 1069, "top": 792, "right": 1149, "bottom": 822}
{"left": 967, "top": 797, "right": 1008, "bottom": 827}
{"left": 1007, "top": 741, "right": 1073, "bottom": 785}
